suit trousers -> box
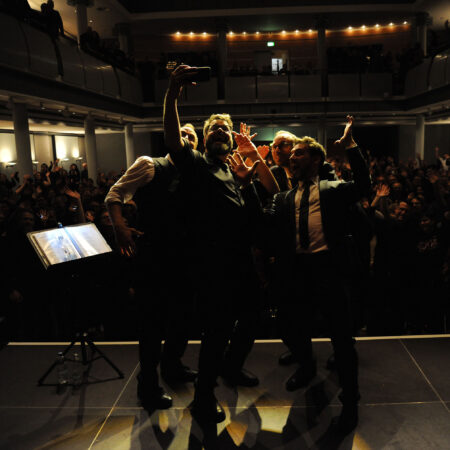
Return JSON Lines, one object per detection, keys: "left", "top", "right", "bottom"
{"left": 278, "top": 251, "right": 359, "bottom": 404}
{"left": 194, "top": 248, "right": 259, "bottom": 400}
{"left": 135, "top": 246, "right": 194, "bottom": 392}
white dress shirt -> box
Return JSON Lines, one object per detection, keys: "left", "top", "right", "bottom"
{"left": 295, "top": 176, "right": 329, "bottom": 254}
{"left": 104, "top": 154, "right": 174, "bottom": 204}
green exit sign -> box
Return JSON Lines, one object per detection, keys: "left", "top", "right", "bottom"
{"left": 267, "top": 41, "right": 275, "bottom": 47}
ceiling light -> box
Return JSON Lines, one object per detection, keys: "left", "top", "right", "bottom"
{"left": 348, "top": 26, "right": 353, "bottom": 30}
{"left": 375, "top": 24, "right": 380, "bottom": 28}
{"left": 362, "top": 25, "right": 366, "bottom": 29}
{"left": 243, "top": 31, "right": 246, "bottom": 35}
{"left": 295, "top": 29, "right": 299, "bottom": 33}
{"left": 176, "top": 31, "right": 180, "bottom": 35}
{"left": 308, "top": 29, "right": 313, "bottom": 33}
{"left": 189, "top": 31, "right": 194, "bottom": 35}
{"left": 389, "top": 22, "right": 394, "bottom": 26}
{"left": 255, "top": 31, "right": 260, "bottom": 35}
{"left": 403, "top": 21, "right": 408, "bottom": 25}
{"left": 202, "top": 32, "right": 207, "bottom": 35}
{"left": 281, "top": 30, "right": 286, "bottom": 34}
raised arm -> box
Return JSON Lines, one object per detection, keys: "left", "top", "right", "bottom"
{"left": 334, "top": 115, "right": 371, "bottom": 200}
{"left": 163, "top": 65, "right": 199, "bottom": 156}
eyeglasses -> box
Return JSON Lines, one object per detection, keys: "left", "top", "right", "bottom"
{"left": 273, "top": 140, "right": 293, "bottom": 149}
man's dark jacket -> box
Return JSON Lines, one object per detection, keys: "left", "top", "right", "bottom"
{"left": 262, "top": 146, "right": 371, "bottom": 278}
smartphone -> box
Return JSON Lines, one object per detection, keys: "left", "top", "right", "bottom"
{"left": 191, "top": 67, "right": 211, "bottom": 82}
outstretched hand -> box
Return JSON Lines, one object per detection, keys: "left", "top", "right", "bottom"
{"left": 334, "top": 115, "right": 357, "bottom": 149}
{"left": 227, "top": 151, "right": 259, "bottom": 187}
{"left": 232, "top": 122, "right": 258, "bottom": 159}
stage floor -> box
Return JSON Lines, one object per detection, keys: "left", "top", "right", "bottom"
{"left": 0, "top": 337, "right": 449, "bottom": 449}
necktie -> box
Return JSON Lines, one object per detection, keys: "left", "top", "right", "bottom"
{"left": 299, "top": 180, "right": 310, "bottom": 250}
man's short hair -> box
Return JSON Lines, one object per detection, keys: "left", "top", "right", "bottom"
{"left": 203, "top": 114, "right": 233, "bottom": 136}
{"left": 181, "top": 123, "right": 198, "bottom": 148}
{"left": 295, "top": 136, "right": 327, "bottom": 164}
{"left": 272, "top": 130, "right": 297, "bottom": 145}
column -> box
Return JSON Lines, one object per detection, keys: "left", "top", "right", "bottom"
{"left": 13, "top": 102, "right": 33, "bottom": 179}
{"left": 415, "top": 12, "right": 429, "bottom": 57}
{"left": 216, "top": 21, "right": 228, "bottom": 100}
{"left": 317, "top": 119, "right": 327, "bottom": 147}
{"left": 415, "top": 114, "right": 425, "bottom": 160}
{"left": 124, "top": 123, "right": 136, "bottom": 168}
{"left": 84, "top": 115, "right": 98, "bottom": 184}
{"left": 316, "top": 16, "right": 328, "bottom": 97}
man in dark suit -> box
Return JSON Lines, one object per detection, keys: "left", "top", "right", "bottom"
{"left": 264, "top": 116, "right": 371, "bottom": 434}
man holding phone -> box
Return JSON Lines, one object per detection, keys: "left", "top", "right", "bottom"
{"left": 163, "top": 64, "right": 279, "bottom": 423}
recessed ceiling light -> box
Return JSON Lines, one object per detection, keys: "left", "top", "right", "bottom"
{"left": 202, "top": 32, "right": 207, "bottom": 35}
{"left": 375, "top": 24, "right": 380, "bottom": 28}
{"left": 403, "top": 21, "right": 408, "bottom": 25}
{"left": 362, "top": 25, "right": 366, "bottom": 29}
{"left": 295, "top": 29, "right": 299, "bottom": 33}
{"left": 308, "top": 29, "right": 313, "bottom": 32}
{"left": 243, "top": 31, "right": 246, "bottom": 35}
{"left": 389, "top": 22, "right": 394, "bottom": 26}
{"left": 189, "top": 31, "right": 194, "bottom": 35}
{"left": 255, "top": 31, "right": 260, "bottom": 34}
{"left": 281, "top": 30, "right": 286, "bottom": 34}
{"left": 176, "top": 31, "right": 180, "bottom": 35}
{"left": 229, "top": 31, "right": 233, "bottom": 35}
{"left": 348, "top": 26, "right": 353, "bottom": 30}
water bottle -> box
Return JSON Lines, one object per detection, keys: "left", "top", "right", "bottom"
{"left": 71, "top": 352, "right": 83, "bottom": 388}
{"left": 56, "top": 352, "right": 69, "bottom": 390}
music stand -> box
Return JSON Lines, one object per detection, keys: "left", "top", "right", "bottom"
{"left": 28, "top": 223, "right": 124, "bottom": 386}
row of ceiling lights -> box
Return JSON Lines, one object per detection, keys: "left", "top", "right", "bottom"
{"left": 174, "top": 21, "right": 409, "bottom": 37}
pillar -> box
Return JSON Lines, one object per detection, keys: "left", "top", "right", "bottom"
{"left": 124, "top": 123, "right": 135, "bottom": 168}
{"left": 13, "top": 102, "right": 33, "bottom": 179}
{"left": 316, "top": 17, "right": 328, "bottom": 97}
{"left": 84, "top": 115, "right": 98, "bottom": 184}
{"left": 415, "top": 12, "right": 429, "bottom": 57}
{"left": 317, "top": 119, "right": 327, "bottom": 147}
{"left": 216, "top": 21, "right": 228, "bottom": 100}
{"left": 415, "top": 114, "right": 425, "bottom": 160}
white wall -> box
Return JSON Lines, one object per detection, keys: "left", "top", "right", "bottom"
{"left": 96, "top": 132, "right": 127, "bottom": 174}
{"left": 33, "top": 135, "right": 53, "bottom": 166}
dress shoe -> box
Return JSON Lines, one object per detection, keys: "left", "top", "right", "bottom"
{"left": 191, "top": 397, "right": 226, "bottom": 423}
{"left": 137, "top": 385, "right": 173, "bottom": 410}
{"left": 330, "top": 403, "right": 358, "bottom": 435}
{"left": 278, "top": 351, "right": 296, "bottom": 366}
{"left": 222, "top": 369, "right": 259, "bottom": 387}
{"left": 285, "top": 366, "right": 316, "bottom": 391}
{"left": 161, "top": 365, "right": 198, "bottom": 383}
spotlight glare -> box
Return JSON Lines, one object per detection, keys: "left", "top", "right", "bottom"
{"left": 256, "top": 31, "right": 260, "bottom": 35}
{"left": 243, "top": 31, "right": 246, "bottom": 35}
{"left": 389, "top": 22, "right": 394, "bottom": 26}
{"left": 375, "top": 24, "right": 380, "bottom": 28}
{"left": 348, "top": 26, "right": 353, "bottom": 30}
{"left": 362, "top": 25, "right": 366, "bottom": 29}
{"left": 281, "top": 30, "right": 286, "bottom": 34}
{"left": 229, "top": 31, "right": 233, "bottom": 35}
{"left": 403, "top": 21, "right": 408, "bottom": 25}
{"left": 202, "top": 32, "right": 207, "bottom": 35}
{"left": 189, "top": 31, "right": 193, "bottom": 35}
{"left": 308, "top": 29, "right": 313, "bottom": 33}
{"left": 176, "top": 31, "right": 180, "bottom": 35}
{"left": 295, "top": 29, "right": 299, "bottom": 33}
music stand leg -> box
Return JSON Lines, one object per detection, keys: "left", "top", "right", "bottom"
{"left": 86, "top": 338, "right": 124, "bottom": 379}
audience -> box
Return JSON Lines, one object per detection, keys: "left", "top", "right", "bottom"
{"left": 0, "top": 141, "right": 448, "bottom": 341}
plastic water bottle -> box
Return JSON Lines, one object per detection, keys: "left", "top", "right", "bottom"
{"left": 71, "top": 352, "right": 83, "bottom": 388}
{"left": 56, "top": 352, "right": 69, "bottom": 389}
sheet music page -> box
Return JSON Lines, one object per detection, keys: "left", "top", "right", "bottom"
{"left": 65, "top": 223, "right": 112, "bottom": 257}
{"left": 33, "top": 228, "right": 81, "bottom": 265}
